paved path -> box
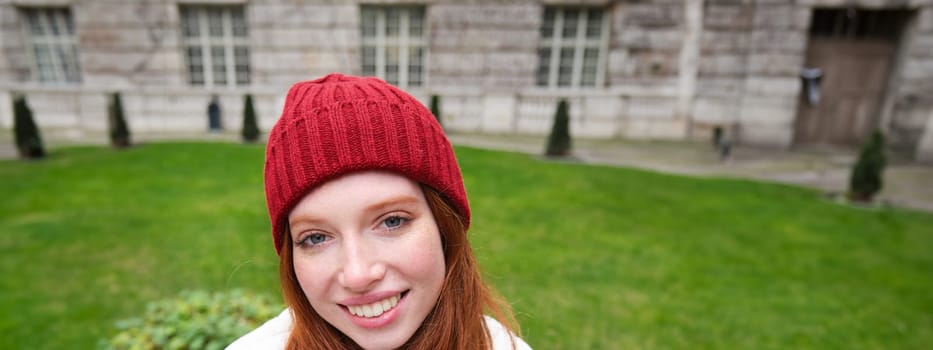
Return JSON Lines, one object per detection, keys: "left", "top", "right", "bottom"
{"left": 3, "top": 130, "right": 932, "bottom": 213}
{"left": 448, "top": 133, "right": 933, "bottom": 213}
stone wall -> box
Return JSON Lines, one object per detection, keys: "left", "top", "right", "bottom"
{"left": 250, "top": 2, "right": 358, "bottom": 85}
{"left": 429, "top": 2, "right": 538, "bottom": 93}
{"left": 0, "top": 0, "right": 931, "bottom": 160}
{"left": 610, "top": 0, "right": 686, "bottom": 139}
{"left": 0, "top": 2, "right": 27, "bottom": 83}
{"left": 75, "top": 0, "right": 184, "bottom": 87}
{"left": 892, "top": 6, "right": 933, "bottom": 159}
{"left": 694, "top": 0, "right": 811, "bottom": 148}
{"left": 0, "top": 0, "right": 284, "bottom": 136}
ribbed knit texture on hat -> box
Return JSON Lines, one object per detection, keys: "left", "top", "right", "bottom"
{"left": 264, "top": 74, "right": 469, "bottom": 255}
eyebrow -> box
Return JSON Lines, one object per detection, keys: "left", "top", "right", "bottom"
{"left": 362, "top": 194, "right": 422, "bottom": 215}
{"left": 288, "top": 194, "right": 423, "bottom": 230}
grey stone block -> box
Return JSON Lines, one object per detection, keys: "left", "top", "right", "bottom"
{"left": 615, "top": 28, "right": 683, "bottom": 51}
{"left": 738, "top": 96, "right": 798, "bottom": 124}
{"left": 484, "top": 52, "right": 538, "bottom": 73}
{"left": 253, "top": 50, "right": 312, "bottom": 73}
{"left": 918, "top": 7, "right": 933, "bottom": 34}
{"left": 79, "top": 27, "right": 176, "bottom": 50}
{"left": 704, "top": 4, "right": 753, "bottom": 30}
{"left": 607, "top": 49, "right": 630, "bottom": 76}
{"left": 753, "top": 4, "right": 799, "bottom": 30}
{"left": 482, "top": 95, "right": 517, "bottom": 133}
{"left": 692, "top": 97, "right": 739, "bottom": 124}
{"left": 915, "top": 112, "right": 933, "bottom": 162}
{"left": 736, "top": 123, "right": 794, "bottom": 148}
{"left": 430, "top": 4, "right": 539, "bottom": 29}
{"left": 695, "top": 77, "right": 744, "bottom": 97}
{"left": 254, "top": 27, "right": 359, "bottom": 50}
{"left": 750, "top": 30, "right": 808, "bottom": 54}
{"left": 440, "top": 95, "right": 484, "bottom": 132}
{"left": 901, "top": 57, "right": 933, "bottom": 79}
{"left": 431, "top": 27, "right": 538, "bottom": 50}
{"left": 483, "top": 74, "right": 536, "bottom": 91}
{"left": 81, "top": 51, "right": 148, "bottom": 74}
{"left": 622, "top": 3, "right": 683, "bottom": 28}
{"left": 906, "top": 33, "right": 933, "bottom": 58}
{"left": 699, "top": 54, "right": 746, "bottom": 76}
{"left": 0, "top": 4, "right": 21, "bottom": 25}
{"left": 747, "top": 53, "right": 805, "bottom": 76}
{"left": 77, "top": 1, "right": 158, "bottom": 26}
{"left": 700, "top": 30, "right": 750, "bottom": 54}
{"left": 798, "top": 0, "right": 921, "bottom": 8}
{"left": 627, "top": 96, "right": 678, "bottom": 120}
{"left": 621, "top": 118, "right": 688, "bottom": 140}
{"left": 743, "top": 76, "right": 802, "bottom": 98}
{"left": 431, "top": 51, "right": 485, "bottom": 75}
{"left": 426, "top": 75, "right": 485, "bottom": 89}
{"left": 251, "top": 3, "right": 356, "bottom": 28}
{"left": 625, "top": 50, "right": 680, "bottom": 77}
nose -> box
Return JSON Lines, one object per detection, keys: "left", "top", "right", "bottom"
{"left": 337, "top": 237, "right": 386, "bottom": 292}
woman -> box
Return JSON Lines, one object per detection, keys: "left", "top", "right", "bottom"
{"left": 228, "top": 74, "right": 531, "bottom": 350}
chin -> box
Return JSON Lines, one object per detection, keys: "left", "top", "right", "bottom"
{"left": 352, "top": 336, "right": 409, "bottom": 350}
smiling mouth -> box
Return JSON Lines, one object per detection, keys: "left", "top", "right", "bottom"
{"left": 344, "top": 291, "right": 406, "bottom": 318}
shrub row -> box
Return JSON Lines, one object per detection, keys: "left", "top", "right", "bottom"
{"left": 11, "top": 93, "right": 262, "bottom": 160}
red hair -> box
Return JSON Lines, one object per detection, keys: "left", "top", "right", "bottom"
{"left": 279, "top": 185, "right": 519, "bottom": 349}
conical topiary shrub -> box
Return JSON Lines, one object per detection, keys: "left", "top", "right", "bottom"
{"left": 430, "top": 94, "right": 443, "bottom": 127}
{"left": 848, "top": 130, "right": 886, "bottom": 202}
{"left": 108, "top": 92, "right": 131, "bottom": 148}
{"left": 12, "top": 94, "right": 45, "bottom": 159}
{"left": 241, "top": 94, "right": 260, "bottom": 143}
{"left": 545, "top": 98, "right": 571, "bottom": 157}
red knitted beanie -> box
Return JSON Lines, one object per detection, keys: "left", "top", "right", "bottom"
{"left": 263, "top": 73, "right": 470, "bottom": 255}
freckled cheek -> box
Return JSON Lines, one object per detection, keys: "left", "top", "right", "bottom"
{"left": 399, "top": 230, "right": 446, "bottom": 286}
{"left": 293, "top": 257, "right": 334, "bottom": 301}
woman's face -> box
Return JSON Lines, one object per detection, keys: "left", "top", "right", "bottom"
{"left": 288, "top": 171, "right": 446, "bottom": 350}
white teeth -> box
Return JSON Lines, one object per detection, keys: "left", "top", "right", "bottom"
{"left": 362, "top": 305, "right": 373, "bottom": 317}
{"left": 380, "top": 299, "right": 392, "bottom": 312}
{"left": 347, "top": 293, "right": 401, "bottom": 318}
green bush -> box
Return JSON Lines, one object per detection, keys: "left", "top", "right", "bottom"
{"left": 108, "top": 92, "right": 131, "bottom": 148}
{"left": 241, "top": 94, "right": 260, "bottom": 143}
{"left": 848, "top": 130, "right": 886, "bottom": 202}
{"left": 545, "top": 98, "right": 571, "bottom": 157}
{"left": 430, "top": 94, "right": 443, "bottom": 127}
{"left": 100, "top": 290, "right": 281, "bottom": 350}
{"left": 12, "top": 94, "right": 45, "bottom": 159}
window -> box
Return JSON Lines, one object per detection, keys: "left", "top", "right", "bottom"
{"left": 20, "top": 7, "right": 81, "bottom": 83}
{"left": 180, "top": 5, "right": 250, "bottom": 87}
{"left": 536, "top": 7, "right": 607, "bottom": 88}
{"left": 360, "top": 6, "right": 426, "bottom": 88}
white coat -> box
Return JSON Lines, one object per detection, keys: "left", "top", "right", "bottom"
{"left": 226, "top": 309, "right": 532, "bottom": 350}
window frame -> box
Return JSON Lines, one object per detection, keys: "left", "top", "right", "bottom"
{"left": 19, "top": 6, "right": 82, "bottom": 83}
{"left": 179, "top": 5, "right": 251, "bottom": 88}
{"left": 536, "top": 7, "right": 610, "bottom": 89}
{"left": 360, "top": 5, "right": 427, "bottom": 88}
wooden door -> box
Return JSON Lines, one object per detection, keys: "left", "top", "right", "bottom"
{"left": 794, "top": 9, "right": 908, "bottom": 146}
{"left": 794, "top": 38, "right": 895, "bottom": 145}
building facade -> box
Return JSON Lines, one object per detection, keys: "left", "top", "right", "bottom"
{"left": 1, "top": 0, "right": 932, "bottom": 161}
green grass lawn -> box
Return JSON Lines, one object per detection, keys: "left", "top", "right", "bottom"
{"left": 1, "top": 142, "right": 931, "bottom": 349}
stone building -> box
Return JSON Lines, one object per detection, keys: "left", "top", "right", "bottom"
{"left": 0, "top": 0, "right": 931, "bottom": 161}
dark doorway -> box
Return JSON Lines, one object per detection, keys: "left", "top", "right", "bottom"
{"left": 794, "top": 8, "right": 911, "bottom": 146}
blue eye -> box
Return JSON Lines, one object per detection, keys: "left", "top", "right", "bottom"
{"left": 383, "top": 216, "right": 406, "bottom": 228}
{"left": 302, "top": 233, "right": 328, "bottom": 246}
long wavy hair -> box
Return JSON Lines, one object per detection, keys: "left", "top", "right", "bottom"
{"left": 279, "top": 184, "right": 519, "bottom": 349}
